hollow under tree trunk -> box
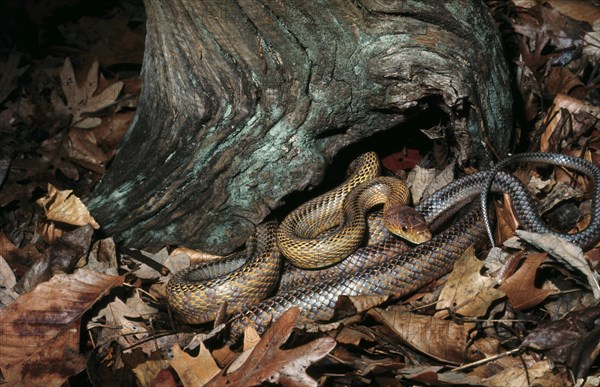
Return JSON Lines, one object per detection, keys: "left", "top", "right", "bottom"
{"left": 87, "top": 0, "right": 512, "bottom": 254}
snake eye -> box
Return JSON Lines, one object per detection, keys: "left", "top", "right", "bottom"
{"left": 402, "top": 226, "right": 408, "bottom": 232}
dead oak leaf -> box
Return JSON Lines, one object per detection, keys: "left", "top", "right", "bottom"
{"left": 435, "top": 246, "right": 505, "bottom": 318}
{"left": 51, "top": 58, "right": 123, "bottom": 129}
{"left": 369, "top": 309, "right": 502, "bottom": 365}
{"left": 0, "top": 269, "right": 124, "bottom": 386}
{"left": 37, "top": 183, "right": 99, "bottom": 229}
{"left": 206, "top": 307, "right": 336, "bottom": 387}
{"left": 88, "top": 295, "right": 158, "bottom": 352}
{"left": 499, "top": 252, "right": 557, "bottom": 310}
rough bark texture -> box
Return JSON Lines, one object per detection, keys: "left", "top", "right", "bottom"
{"left": 88, "top": 0, "right": 512, "bottom": 253}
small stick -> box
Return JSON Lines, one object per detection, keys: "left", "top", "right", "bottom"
{"left": 117, "top": 245, "right": 170, "bottom": 276}
{"left": 451, "top": 348, "right": 521, "bottom": 372}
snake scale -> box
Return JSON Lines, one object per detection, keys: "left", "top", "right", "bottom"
{"left": 167, "top": 152, "right": 600, "bottom": 339}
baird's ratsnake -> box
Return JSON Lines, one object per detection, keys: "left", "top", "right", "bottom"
{"left": 167, "top": 152, "right": 600, "bottom": 338}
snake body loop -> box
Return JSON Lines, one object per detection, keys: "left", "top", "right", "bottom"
{"left": 277, "top": 152, "right": 431, "bottom": 269}
{"left": 167, "top": 222, "right": 280, "bottom": 324}
{"left": 167, "top": 152, "right": 600, "bottom": 337}
{"left": 481, "top": 153, "right": 600, "bottom": 249}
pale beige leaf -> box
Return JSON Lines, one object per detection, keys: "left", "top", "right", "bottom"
{"left": 435, "top": 246, "right": 505, "bottom": 318}
{"left": 53, "top": 58, "right": 123, "bottom": 129}
{"left": 0, "top": 269, "right": 124, "bottom": 386}
{"left": 171, "top": 342, "right": 221, "bottom": 387}
{"left": 243, "top": 324, "right": 261, "bottom": 352}
{"left": 36, "top": 183, "right": 99, "bottom": 229}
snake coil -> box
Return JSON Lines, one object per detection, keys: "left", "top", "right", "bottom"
{"left": 167, "top": 152, "right": 600, "bottom": 338}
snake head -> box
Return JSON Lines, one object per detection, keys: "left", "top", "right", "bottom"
{"left": 384, "top": 204, "right": 432, "bottom": 244}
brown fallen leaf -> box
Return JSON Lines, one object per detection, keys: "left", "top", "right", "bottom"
{"left": 65, "top": 127, "right": 109, "bottom": 174}
{"left": 544, "top": 67, "right": 585, "bottom": 97}
{"left": 36, "top": 183, "right": 99, "bottom": 230}
{"left": 435, "top": 246, "right": 505, "bottom": 319}
{"left": 369, "top": 309, "right": 501, "bottom": 365}
{"left": 335, "top": 326, "right": 376, "bottom": 347}
{"left": 170, "top": 342, "right": 221, "bottom": 387}
{"left": 546, "top": 0, "right": 600, "bottom": 25}
{"left": 0, "top": 232, "right": 40, "bottom": 274}
{"left": 0, "top": 269, "right": 124, "bottom": 386}
{"left": 499, "top": 252, "right": 558, "bottom": 310}
{"left": 206, "top": 307, "right": 336, "bottom": 387}
{"left": 333, "top": 294, "right": 390, "bottom": 320}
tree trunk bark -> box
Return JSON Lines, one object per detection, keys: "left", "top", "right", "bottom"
{"left": 87, "top": 0, "right": 512, "bottom": 254}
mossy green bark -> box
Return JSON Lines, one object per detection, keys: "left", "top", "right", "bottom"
{"left": 88, "top": 0, "right": 512, "bottom": 253}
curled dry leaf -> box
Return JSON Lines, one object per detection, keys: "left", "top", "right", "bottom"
{"left": 206, "top": 307, "right": 336, "bottom": 387}
{"left": 516, "top": 230, "right": 600, "bottom": 297}
{"left": 0, "top": 269, "right": 124, "bottom": 386}
{"left": 435, "top": 246, "right": 505, "bottom": 319}
{"left": 37, "top": 183, "right": 99, "bottom": 229}
{"left": 226, "top": 325, "right": 262, "bottom": 373}
{"left": 169, "top": 246, "right": 224, "bottom": 265}
{"left": 499, "top": 252, "right": 558, "bottom": 310}
{"left": 369, "top": 308, "right": 501, "bottom": 365}
{"left": 544, "top": 67, "right": 585, "bottom": 97}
